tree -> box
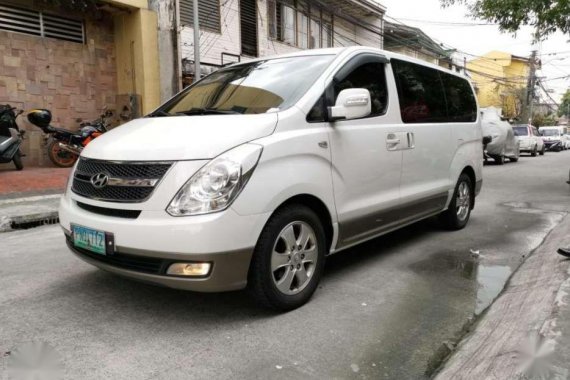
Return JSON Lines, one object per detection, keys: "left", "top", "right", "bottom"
{"left": 532, "top": 112, "right": 557, "bottom": 128}
{"left": 440, "top": 0, "right": 570, "bottom": 37}
{"left": 559, "top": 89, "right": 570, "bottom": 118}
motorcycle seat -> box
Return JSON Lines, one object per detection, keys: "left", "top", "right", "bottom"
{"left": 46, "top": 125, "right": 81, "bottom": 136}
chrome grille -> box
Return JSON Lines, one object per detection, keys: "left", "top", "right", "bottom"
{"left": 72, "top": 158, "right": 172, "bottom": 203}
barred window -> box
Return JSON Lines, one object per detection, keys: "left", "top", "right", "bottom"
{"left": 0, "top": 4, "right": 84, "bottom": 43}
{"left": 267, "top": 0, "right": 335, "bottom": 49}
{"left": 179, "top": 0, "right": 221, "bottom": 33}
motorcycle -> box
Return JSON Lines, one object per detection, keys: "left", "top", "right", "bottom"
{"left": 0, "top": 104, "right": 25, "bottom": 171}
{"left": 27, "top": 108, "right": 112, "bottom": 167}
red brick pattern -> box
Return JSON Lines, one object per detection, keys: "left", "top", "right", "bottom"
{"left": 0, "top": 166, "right": 71, "bottom": 198}
{"left": 0, "top": 11, "right": 118, "bottom": 167}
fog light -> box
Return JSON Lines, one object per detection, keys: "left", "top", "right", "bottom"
{"left": 167, "top": 263, "right": 211, "bottom": 277}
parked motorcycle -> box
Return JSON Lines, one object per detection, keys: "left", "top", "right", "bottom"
{"left": 0, "top": 104, "right": 25, "bottom": 171}
{"left": 27, "top": 108, "right": 112, "bottom": 167}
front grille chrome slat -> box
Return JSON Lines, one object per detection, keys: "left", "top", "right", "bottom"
{"left": 71, "top": 158, "right": 172, "bottom": 203}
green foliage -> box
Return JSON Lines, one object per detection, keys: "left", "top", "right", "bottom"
{"left": 37, "top": 0, "right": 99, "bottom": 13}
{"left": 532, "top": 113, "right": 558, "bottom": 128}
{"left": 441, "top": 0, "right": 570, "bottom": 37}
{"left": 559, "top": 89, "right": 570, "bottom": 118}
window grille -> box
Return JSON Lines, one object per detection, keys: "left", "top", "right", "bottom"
{"left": 0, "top": 4, "right": 84, "bottom": 43}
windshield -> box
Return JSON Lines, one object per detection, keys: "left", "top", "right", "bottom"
{"left": 512, "top": 126, "right": 528, "bottom": 136}
{"left": 155, "top": 55, "right": 335, "bottom": 116}
{"left": 541, "top": 129, "right": 560, "bottom": 137}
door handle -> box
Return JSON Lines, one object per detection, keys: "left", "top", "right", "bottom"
{"left": 407, "top": 132, "right": 415, "bottom": 149}
{"left": 386, "top": 138, "right": 401, "bottom": 144}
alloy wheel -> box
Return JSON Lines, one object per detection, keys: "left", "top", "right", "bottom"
{"left": 456, "top": 181, "right": 470, "bottom": 222}
{"left": 271, "top": 221, "right": 318, "bottom": 295}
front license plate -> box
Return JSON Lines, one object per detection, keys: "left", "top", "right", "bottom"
{"left": 72, "top": 224, "right": 108, "bottom": 256}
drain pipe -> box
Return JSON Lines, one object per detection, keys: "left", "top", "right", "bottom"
{"left": 174, "top": 0, "right": 182, "bottom": 91}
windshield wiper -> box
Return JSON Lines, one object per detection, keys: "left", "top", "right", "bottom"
{"left": 147, "top": 110, "right": 174, "bottom": 117}
{"left": 176, "top": 108, "right": 240, "bottom": 116}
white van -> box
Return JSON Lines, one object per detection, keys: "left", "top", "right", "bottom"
{"left": 59, "top": 47, "right": 483, "bottom": 310}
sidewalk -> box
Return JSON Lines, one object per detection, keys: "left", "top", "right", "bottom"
{"left": 0, "top": 166, "right": 71, "bottom": 199}
{"left": 0, "top": 166, "right": 70, "bottom": 231}
{"left": 435, "top": 214, "right": 570, "bottom": 379}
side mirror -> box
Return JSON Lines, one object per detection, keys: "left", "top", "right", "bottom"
{"left": 328, "top": 88, "right": 371, "bottom": 122}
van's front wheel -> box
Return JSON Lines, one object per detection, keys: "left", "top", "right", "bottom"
{"left": 248, "top": 205, "right": 326, "bottom": 311}
{"left": 440, "top": 174, "right": 473, "bottom": 230}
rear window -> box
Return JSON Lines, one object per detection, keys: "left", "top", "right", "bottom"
{"left": 392, "top": 59, "right": 476, "bottom": 123}
{"left": 541, "top": 129, "right": 560, "bottom": 136}
{"left": 513, "top": 126, "right": 528, "bottom": 136}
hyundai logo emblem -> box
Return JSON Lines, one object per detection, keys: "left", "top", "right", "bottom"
{"left": 91, "top": 172, "right": 109, "bottom": 189}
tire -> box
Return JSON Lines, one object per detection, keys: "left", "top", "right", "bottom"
{"left": 12, "top": 151, "right": 23, "bottom": 170}
{"left": 47, "top": 140, "right": 78, "bottom": 167}
{"left": 248, "top": 204, "right": 326, "bottom": 311}
{"left": 494, "top": 155, "right": 505, "bottom": 165}
{"left": 439, "top": 173, "right": 473, "bottom": 231}
{"left": 531, "top": 145, "right": 537, "bottom": 157}
{"left": 509, "top": 156, "right": 519, "bottom": 162}
{"left": 539, "top": 146, "right": 545, "bottom": 155}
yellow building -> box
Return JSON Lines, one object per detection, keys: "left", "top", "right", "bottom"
{"left": 467, "top": 51, "right": 531, "bottom": 119}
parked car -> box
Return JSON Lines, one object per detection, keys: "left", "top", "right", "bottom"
{"left": 481, "top": 107, "right": 520, "bottom": 164}
{"left": 539, "top": 126, "right": 565, "bottom": 152}
{"left": 513, "top": 124, "right": 545, "bottom": 156}
{"left": 59, "top": 47, "right": 483, "bottom": 310}
{"left": 563, "top": 134, "right": 570, "bottom": 150}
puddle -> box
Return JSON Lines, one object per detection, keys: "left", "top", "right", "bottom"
{"left": 475, "top": 264, "right": 512, "bottom": 314}
{"left": 409, "top": 252, "right": 512, "bottom": 315}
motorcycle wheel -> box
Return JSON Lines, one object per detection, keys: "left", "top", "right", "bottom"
{"left": 13, "top": 151, "right": 23, "bottom": 171}
{"left": 48, "top": 140, "right": 78, "bottom": 168}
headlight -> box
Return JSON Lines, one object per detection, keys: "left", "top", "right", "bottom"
{"left": 166, "top": 144, "right": 263, "bottom": 216}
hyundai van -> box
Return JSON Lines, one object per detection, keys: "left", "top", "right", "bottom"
{"left": 59, "top": 47, "right": 483, "bottom": 310}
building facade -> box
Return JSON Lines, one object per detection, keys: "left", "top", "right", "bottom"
{"left": 383, "top": 21, "right": 453, "bottom": 68}
{"left": 0, "top": 0, "right": 160, "bottom": 166}
{"left": 466, "top": 51, "right": 531, "bottom": 119}
{"left": 178, "top": 0, "right": 386, "bottom": 82}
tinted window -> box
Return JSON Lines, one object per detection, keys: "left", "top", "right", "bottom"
{"left": 392, "top": 59, "right": 447, "bottom": 123}
{"left": 332, "top": 62, "right": 388, "bottom": 117}
{"left": 307, "top": 59, "right": 388, "bottom": 122}
{"left": 440, "top": 73, "right": 477, "bottom": 122}
{"left": 158, "top": 55, "right": 334, "bottom": 116}
{"left": 512, "top": 126, "right": 528, "bottom": 136}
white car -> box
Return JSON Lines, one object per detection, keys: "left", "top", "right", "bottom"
{"left": 513, "top": 124, "right": 545, "bottom": 156}
{"left": 59, "top": 47, "right": 483, "bottom": 310}
{"left": 563, "top": 134, "right": 570, "bottom": 150}
{"left": 539, "top": 126, "right": 566, "bottom": 152}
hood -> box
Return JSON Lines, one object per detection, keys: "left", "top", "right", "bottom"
{"left": 81, "top": 113, "right": 278, "bottom": 161}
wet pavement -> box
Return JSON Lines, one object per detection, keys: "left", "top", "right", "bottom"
{"left": 1, "top": 151, "right": 569, "bottom": 379}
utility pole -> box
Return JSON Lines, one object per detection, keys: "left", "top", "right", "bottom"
{"left": 193, "top": 0, "right": 201, "bottom": 83}
{"left": 525, "top": 50, "right": 538, "bottom": 124}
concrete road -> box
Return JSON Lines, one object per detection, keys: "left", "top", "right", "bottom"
{"left": 1, "top": 151, "right": 569, "bottom": 379}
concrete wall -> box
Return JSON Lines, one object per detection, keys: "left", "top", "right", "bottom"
{"left": 112, "top": 8, "right": 161, "bottom": 115}
{"left": 0, "top": 17, "right": 117, "bottom": 166}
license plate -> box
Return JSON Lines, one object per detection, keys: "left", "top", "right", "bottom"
{"left": 72, "top": 224, "right": 109, "bottom": 256}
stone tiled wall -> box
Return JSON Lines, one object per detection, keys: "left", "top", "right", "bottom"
{"left": 0, "top": 15, "right": 117, "bottom": 167}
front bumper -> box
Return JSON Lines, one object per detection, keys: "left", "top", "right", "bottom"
{"left": 64, "top": 232, "right": 253, "bottom": 292}
{"left": 60, "top": 195, "right": 270, "bottom": 292}
{"left": 545, "top": 141, "right": 562, "bottom": 151}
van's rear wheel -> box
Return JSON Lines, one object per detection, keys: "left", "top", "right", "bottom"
{"left": 440, "top": 173, "right": 473, "bottom": 230}
{"left": 249, "top": 205, "right": 326, "bottom": 311}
